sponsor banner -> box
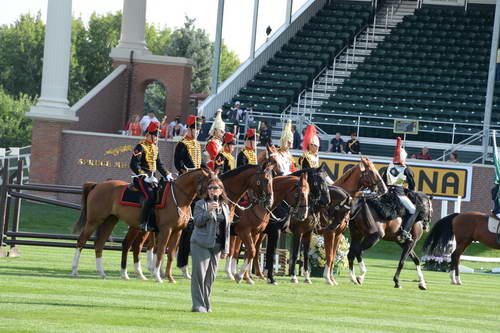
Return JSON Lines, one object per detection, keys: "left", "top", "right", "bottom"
{"left": 291, "top": 153, "right": 473, "bottom": 201}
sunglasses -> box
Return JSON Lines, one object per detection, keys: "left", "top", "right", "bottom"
{"left": 208, "top": 186, "right": 220, "bottom": 190}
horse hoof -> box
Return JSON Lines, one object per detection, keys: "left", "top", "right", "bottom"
{"left": 356, "top": 277, "right": 364, "bottom": 285}
{"left": 325, "top": 279, "right": 334, "bottom": 286}
{"left": 304, "top": 279, "right": 312, "bottom": 284}
{"left": 418, "top": 284, "right": 427, "bottom": 290}
{"left": 137, "top": 274, "right": 148, "bottom": 281}
{"left": 100, "top": 275, "right": 107, "bottom": 279}
{"left": 155, "top": 278, "right": 163, "bottom": 283}
{"left": 394, "top": 284, "right": 401, "bottom": 289}
{"left": 70, "top": 271, "right": 78, "bottom": 277}
{"left": 234, "top": 273, "right": 242, "bottom": 284}
{"left": 246, "top": 278, "right": 255, "bottom": 285}
{"left": 350, "top": 278, "right": 359, "bottom": 285}
{"left": 290, "top": 277, "right": 298, "bottom": 284}
{"left": 121, "top": 274, "right": 130, "bottom": 280}
{"left": 226, "top": 273, "right": 235, "bottom": 280}
{"left": 267, "top": 279, "right": 278, "bottom": 285}
{"left": 168, "top": 279, "right": 177, "bottom": 284}
{"left": 331, "top": 278, "right": 338, "bottom": 286}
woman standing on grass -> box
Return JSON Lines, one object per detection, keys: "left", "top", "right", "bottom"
{"left": 190, "top": 178, "right": 231, "bottom": 313}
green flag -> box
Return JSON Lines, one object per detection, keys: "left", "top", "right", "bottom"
{"left": 493, "top": 130, "right": 500, "bottom": 184}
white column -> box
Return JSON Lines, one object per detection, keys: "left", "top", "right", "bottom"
{"left": 28, "top": 0, "right": 77, "bottom": 122}
{"left": 110, "top": 0, "right": 151, "bottom": 58}
{"left": 285, "top": 0, "right": 293, "bottom": 25}
{"left": 250, "top": 0, "right": 259, "bottom": 59}
{"left": 210, "top": 0, "right": 225, "bottom": 94}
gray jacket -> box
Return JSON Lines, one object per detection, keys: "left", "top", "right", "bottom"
{"left": 190, "top": 199, "right": 231, "bottom": 254}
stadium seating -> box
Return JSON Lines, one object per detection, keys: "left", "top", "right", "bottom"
{"left": 222, "top": 2, "right": 373, "bottom": 115}
{"left": 319, "top": 4, "right": 495, "bottom": 142}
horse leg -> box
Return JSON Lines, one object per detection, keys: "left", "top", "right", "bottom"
{"left": 71, "top": 218, "right": 103, "bottom": 277}
{"left": 153, "top": 228, "right": 172, "bottom": 283}
{"left": 265, "top": 227, "right": 281, "bottom": 285}
{"left": 356, "top": 233, "right": 381, "bottom": 285}
{"left": 302, "top": 231, "right": 313, "bottom": 284}
{"left": 393, "top": 239, "right": 413, "bottom": 289}
{"left": 165, "top": 229, "right": 182, "bottom": 283}
{"left": 120, "top": 227, "right": 140, "bottom": 280}
{"left": 132, "top": 231, "right": 151, "bottom": 280}
{"left": 93, "top": 216, "right": 118, "bottom": 279}
{"left": 145, "top": 233, "right": 155, "bottom": 274}
{"left": 224, "top": 235, "right": 237, "bottom": 280}
{"left": 253, "top": 233, "right": 266, "bottom": 279}
{"left": 330, "top": 231, "right": 345, "bottom": 286}
{"left": 234, "top": 231, "right": 254, "bottom": 284}
{"left": 451, "top": 238, "right": 472, "bottom": 285}
{"left": 407, "top": 250, "right": 426, "bottom": 290}
{"left": 323, "top": 230, "right": 335, "bottom": 286}
{"left": 231, "top": 237, "right": 242, "bottom": 277}
{"left": 177, "top": 227, "right": 192, "bottom": 279}
{"left": 289, "top": 232, "right": 302, "bottom": 283}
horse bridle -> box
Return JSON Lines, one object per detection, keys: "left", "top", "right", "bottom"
{"left": 359, "top": 166, "right": 385, "bottom": 192}
{"left": 282, "top": 180, "right": 309, "bottom": 218}
{"left": 250, "top": 168, "right": 273, "bottom": 207}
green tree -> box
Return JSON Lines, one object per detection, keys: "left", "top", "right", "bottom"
{"left": 219, "top": 42, "right": 240, "bottom": 84}
{"left": 146, "top": 24, "right": 171, "bottom": 55}
{"left": 0, "top": 13, "right": 45, "bottom": 99}
{"left": 165, "top": 16, "right": 213, "bottom": 94}
{"left": 144, "top": 80, "right": 166, "bottom": 118}
{"left": 0, "top": 88, "right": 34, "bottom": 147}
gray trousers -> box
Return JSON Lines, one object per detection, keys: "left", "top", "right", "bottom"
{"left": 190, "top": 241, "right": 221, "bottom": 312}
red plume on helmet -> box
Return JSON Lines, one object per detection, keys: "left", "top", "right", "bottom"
{"left": 302, "top": 124, "right": 318, "bottom": 151}
{"left": 146, "top": 121, "right": 159, "bottom": 136}
{"left": 392, "top": 137, "right": 407, "bottom": 164}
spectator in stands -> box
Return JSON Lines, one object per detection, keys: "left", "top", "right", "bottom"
{"left": 140, "top": 111, "right": 159, "bottom": 132}
{"left": 448, "top": 152, "right": 459, "bottom": 163}
{"left": 346, "top": 132, "right": 360, "bottom": 154}
{"left": 412, "top": 147, "right": 432, "bottom": 160}
{"left": 127, "top": 114, "right": 142, "bottom": 136}
{"left": 292, "top": 125, "right": 301, "bottom": 150}
{"left": 259, "top": 121, "right": 272, "bottom": 146}
{"left": 329, "top": 132, "right": 345, "bottom": 153}
{"left": 230, "top": 101, "right": 246, "bottom": 124}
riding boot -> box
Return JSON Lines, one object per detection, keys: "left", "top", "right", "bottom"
{"left": 397, "top": 212, "right": 418, "bottom": 243}
{"left": 139, "top": 200, "right": 156, "bottom": 232}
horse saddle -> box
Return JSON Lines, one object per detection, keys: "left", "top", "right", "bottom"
{"left": 119, "top": 181, "right": 170, "bottom": 208}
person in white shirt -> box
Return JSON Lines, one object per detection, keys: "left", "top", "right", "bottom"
{"left": 140, "top": 111, "right": 160, "bottom": 133}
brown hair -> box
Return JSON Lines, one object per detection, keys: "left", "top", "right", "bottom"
{"left": 203, "top": 177, "right": 228, "bottom": 204}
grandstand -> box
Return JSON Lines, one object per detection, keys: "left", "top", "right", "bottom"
{"left": 200, "top": 0, "right": 500, "bottom": 163}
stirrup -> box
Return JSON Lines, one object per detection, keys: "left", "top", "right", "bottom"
{"left": 397, "top": 230, "right": 413, "bottom": 243}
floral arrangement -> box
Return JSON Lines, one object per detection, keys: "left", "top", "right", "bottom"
{"left": 422, "top": 239, "right": 455, "bottom": 272}
{"left": 309, "top": 234, "right": 350, "bottom": 276}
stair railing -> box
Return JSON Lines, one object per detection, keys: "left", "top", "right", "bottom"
{"left": 437, "top": 129, "right": 488, "bottom": 161}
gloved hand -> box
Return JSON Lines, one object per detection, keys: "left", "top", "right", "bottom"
{"left": 144, "top": 175, "right": 158, "bottom": 184}
{"left": 166, "top": 173, "right": 174, "bottom": 181}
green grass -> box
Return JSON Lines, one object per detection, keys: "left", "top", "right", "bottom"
{"left": 1, "top": 201, "right": 500, "bottom": 332}
{"left": 1, "top": 246, "right": 500, "bottom": 333}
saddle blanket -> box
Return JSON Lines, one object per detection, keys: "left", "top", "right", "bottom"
{"left": 118, "top": 184, "right": 170, "bottom": 209}
{"left": 487, "top": 216, "right": 500, "bottom": 234}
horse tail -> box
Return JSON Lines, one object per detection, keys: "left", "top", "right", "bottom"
{"left": 72, "top": 182, "right": 97, "bottom": 234}
{"left": 423, "top": 213, "right": 459, "bottom": 255}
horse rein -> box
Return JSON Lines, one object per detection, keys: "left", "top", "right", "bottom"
{"left": 275, "top": 180, "right": 309, "bottom": 219}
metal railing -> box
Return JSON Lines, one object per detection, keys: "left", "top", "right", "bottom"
{"left": 198, "top": 0, "right": 328, "bottom": 120}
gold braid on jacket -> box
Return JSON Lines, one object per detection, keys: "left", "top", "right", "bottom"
{"left": 243, "top": 148, "right": 257, "bottom": 165}
{"left": 221, "top": 151, "right": 236, "bottom": 170}
{"left": 180, "top": 137, "right": 202, "bottom": 168}
{"left": 140, "top": 141, "right": 158, "bottom": 171}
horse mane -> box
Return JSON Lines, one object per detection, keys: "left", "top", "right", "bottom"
{"left": 290, "top": 168, "right": 315, "bottom": 177}
{"left": 333, "top": 165, "right": 357, "bottom": 186}
{"left": 219, "top": 164, "right": 258, "bottom": 181}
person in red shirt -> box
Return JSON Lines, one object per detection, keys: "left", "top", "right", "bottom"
{"left": 205, "top": 110, "right": 226, "bottom": 170}
{"left": 128, "top": 115, "right": 143, "bottom": 136}
{"left": 412, "top": 147, "right": 432, "bottom": 160}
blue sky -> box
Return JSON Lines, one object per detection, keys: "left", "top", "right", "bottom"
{"left": 1, "top": 0, "right": 308, "bottom": 61}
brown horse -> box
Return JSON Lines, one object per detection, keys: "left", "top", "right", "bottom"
{"left": 230, "top": 173, "right": 310, "bottom": 284}
{"left": 423, "top": 212, "right": 500, "bottom": 285}
{"left": 319, "top": 156, "right": 387, "bottom": 286}
{"left": 120, "top": 162, "right": 276, "bottom": 281}
{"left": 348, "top": 190, "right": 433, "bottom": 289}
{"left": 71, "top": 167, "right": 214, "bottom": 283}
{"left": 288, "top": 185, "right": 352, "bottom": 284}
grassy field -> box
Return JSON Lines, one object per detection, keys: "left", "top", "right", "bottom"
{"left": 1, "top": 201, "right": 500, "bottom": 332}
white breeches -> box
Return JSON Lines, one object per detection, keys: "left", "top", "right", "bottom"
{"left": 398, "top": 195, "right": 416, "bottom": 214}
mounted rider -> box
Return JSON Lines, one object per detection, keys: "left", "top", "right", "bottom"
{"left": 174, "top": 115, "right": 203, "bottom": 174}
{"left": 205, "top": 109, "right": 225, "bottom": 171}
{"left": 130, "top": 121, "right": 168, "bottom": 232}
{"left": 298, "top": 124, "right": 320, "bottom": 169}
{"left": 382, "top": 137, "right": 417, "bottom": 243}
{"left": 237, "top": 128, "right": 258, "bottom": 167}
{"left": 216, "top": 132, "right": 236, "bottom": 174}
{"left": 491, "top": 130, "right": 500, "bottom": 220}
{"left": 275, "top": 120, "right": 297, "bottom": 176}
